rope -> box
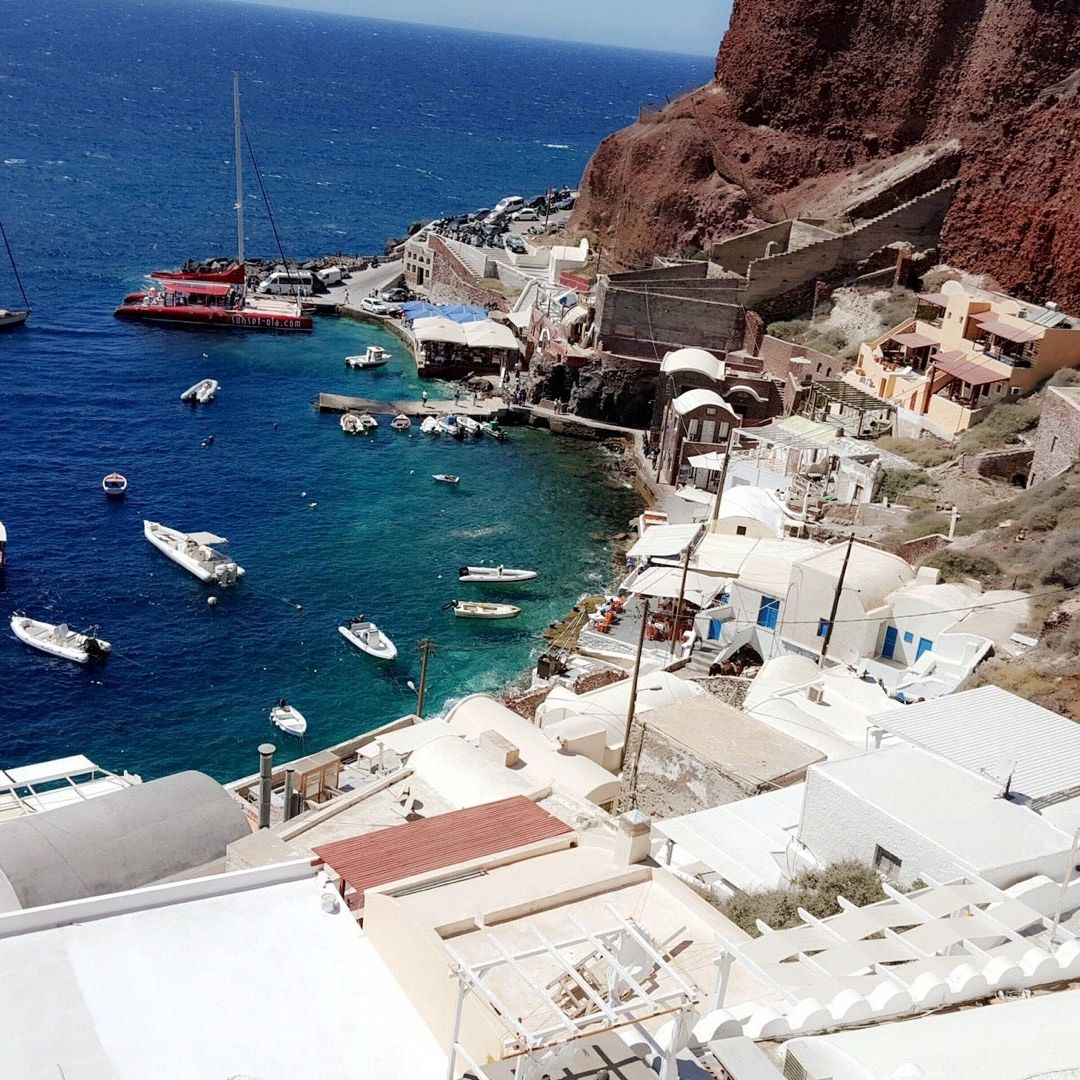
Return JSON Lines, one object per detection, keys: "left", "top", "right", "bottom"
{"left": 242, "top": 125, "right": 298, "bottom": 303}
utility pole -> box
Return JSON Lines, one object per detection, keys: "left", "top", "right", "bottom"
{"left": 707, "top": 424, "right": 737, "bottom": 526}
{"left": 621, "top": 598, "right": 651, "bottom": 792}
{"left": 818, "top": 536, "right": 854, "bottom": 669}
{"left": 669, "top": 541, "right": 695, "bottom": 659}
{"left": 416, "top": 638, "right": 433, "bottom": 717}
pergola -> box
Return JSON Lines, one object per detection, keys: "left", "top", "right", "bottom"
{"left": 798, "top": 380, "right": 893, "bottom": 437}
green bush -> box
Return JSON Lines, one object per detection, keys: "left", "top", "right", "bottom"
{"left": 957, "top": 400, "right": 1041, "bottom": 454}
{"left": 923, "top": 549, "right": 1002, "bottom": 585}
{"left": 719, "top": 862, "right": 891, "bottom": 936}
{"left": 767, "top": 319, "right": 811, "bottom": 343}
{"left": 877, "top": 468, "right": 927, "bottom": 503}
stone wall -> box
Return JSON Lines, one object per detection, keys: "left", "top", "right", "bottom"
{"left": 891, "top": 533, "right": 951, "bottom": 563}
{"left": 1029, "top": 387, "right": 1080, "bottom": 487}
{"left": 427, "top": 235, "right": 509, "bottom": 311}
{"left": 694, "top": 676, "right": 752, "bottom": 709}
{"left": 959, "top": 446, "right": 1035, "bottom": 485}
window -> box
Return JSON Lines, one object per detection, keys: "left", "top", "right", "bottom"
{"left": 735, "top": 525, "right": 747, "bottom": 536}
{"left": 757, "top": 595, "right": 780, "bottom": 631}
{"left": 903, "top": 631, "right": 914, "bottom": 644}
{"left": 816, "top": 618, "right": 831, "bottom": 638}
{"left": 874, "top": 844, "right": 903, "bottom": 881}
{"left": 718, "top": 591, "right": 730, "bottom": 605}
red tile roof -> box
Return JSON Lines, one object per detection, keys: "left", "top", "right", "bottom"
{"left": 311, "top": 795, "right": 573, "bottom": 911}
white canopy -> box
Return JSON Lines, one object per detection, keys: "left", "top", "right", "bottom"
{"left": 675, "top": 485, "right": 714, "bottom": 505}
{"left": 661, "top": 348, "right": 725, "bottom": 382}
{"left": 188, "top": 531, "right": 228, "bottom": 546}
{"left": 413, "top": 316, "right": 467, "bottom": 345}
{"left": 626, "top": 523, "right": 701, "bottom": 560}
{"left": 687, "top": 451, "right": 727, "bottom": 471}
{"left": 672, "top": 388, "right": 738, "bottom": 417}
{"left": 461, "top": 319, "right": 520, "bottom": 351}
{"left": 625, "top": 565, "right": 724, "bottom": 609}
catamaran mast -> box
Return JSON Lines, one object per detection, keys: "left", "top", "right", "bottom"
{"left": 232, "top": 71, "right": 245, "bottom": 271}
{"left": 0, "top": 216, "right": 30, "bottom": 313}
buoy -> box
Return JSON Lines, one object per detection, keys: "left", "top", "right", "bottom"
{"left": 207, "top": 595, "right": 218, "bottom": 607}
{"left": 301, "top": 491, "right": 307, "bottom": 497}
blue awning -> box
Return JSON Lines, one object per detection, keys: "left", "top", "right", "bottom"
{"left": 399, "top": 301, "right": 488, "bottom": 324}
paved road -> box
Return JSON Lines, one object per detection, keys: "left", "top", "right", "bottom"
{"left": 320, "top": 260, "right": 404, "bottom": 308}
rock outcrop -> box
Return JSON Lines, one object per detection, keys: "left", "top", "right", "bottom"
{"left": 572, "top": 0, "right": 1080, "bottom": 310}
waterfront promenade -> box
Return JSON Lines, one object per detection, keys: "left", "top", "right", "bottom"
{"left": 317, "top": 392, "right": 507, "bottom": 418}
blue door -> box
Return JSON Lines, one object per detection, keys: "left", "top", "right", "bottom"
{"left": 881, "top": 625, "right": 899, "bottom": 660}
{"left": 916, "top": 636, "right": 934, "bottom": 659}
{"left": 708, "top": 618, "right": 724, "bottom": 641}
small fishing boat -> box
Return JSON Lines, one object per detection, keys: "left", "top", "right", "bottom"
{"left": 339, "top": 616, "right": 398, "bottom": 660}
{"left": 270, "top": 699, "right": 306, "bottom": 736}
{"left": 102, "top": 472, "right": 128, "bottom": 497}
{"left": 420, "top": 416, "right": 440, "bottom": 436}
{"left": 458, "top": 565, "right": 538, "bottom": 584}
{"left": 143, "top": 519, "right": 244, "bottom": 585}
{"left": 180, "top": 378, "right": 219, "bottom": 404}
{"left": 0, "top": 309, "right": 28, "bottom": 330}
{"left": 10, "top": 614, "right": 111, "bottom": 664}
{"left": 437, "top": 415, "right": 463, "bottom": 439}
{"left": 433, "top": 474, "right": 460, "bottom": 485}
{"left": 340, "top": 412, "right": 364, "bottom": 435}
{"left": 482, "top": 420, "right": 507, "bottom": 441}
{"left": 390, "top": 413, "right": 411, "bottom": 431}
{"left": 456, "top": 415, "right": 482, "bottom": 437}
{"left": 358, "top": 413, "right": 379, "bottom": 432}
{"left": 345, "top": 345, "right": 391, "bottom": 369}
{"left": 449, "top": 600, "right": 521, "bottom": 620}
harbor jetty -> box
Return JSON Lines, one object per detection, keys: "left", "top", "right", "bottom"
{"left": 316, "top": 392, "right": 508, "bottom": 420}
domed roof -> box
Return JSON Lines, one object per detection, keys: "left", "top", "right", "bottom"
{"left": 661, "top": 348, "right": 724, "bottom": 381}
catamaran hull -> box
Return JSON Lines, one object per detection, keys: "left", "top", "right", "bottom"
{"left": 115, "top": 304, "right": 312, "bottom": 331}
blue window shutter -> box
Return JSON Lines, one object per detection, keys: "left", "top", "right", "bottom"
{"left": 903, "top": 631, "right": 914, "bottom": 644}
{"left": 817, "top": 619, "right": 831, "bottom": 638}
{"left": 757, "top": 595, "right": 780, "bottom": 631}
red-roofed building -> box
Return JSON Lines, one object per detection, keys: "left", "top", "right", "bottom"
{"left": 311, "top": 795, "right": 574, "bottom": 914}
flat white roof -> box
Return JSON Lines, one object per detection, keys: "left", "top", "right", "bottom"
{"left": 871, "top": 684, "right": 1080, "bottom": 806}
{"left": 0, "top": 868, "right": 446, "bottom": 1079}
{"left": 787, "top": 988, "right": 1080, "bottom": 1080}
{"left": 808, "top": 745, "right": 1072, "bottom": 873}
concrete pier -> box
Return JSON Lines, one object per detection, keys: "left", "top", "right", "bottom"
{"left": 317, "top": 392, "right": 508, "bottom": 419}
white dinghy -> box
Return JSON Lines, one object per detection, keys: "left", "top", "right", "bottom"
{"left": 345, "top": 345, "right": 390, "bottom": 369}
{"left": 143, "top": 519, "right": 244, "bottom": 585}
{"left": 390, "top": 414, "right": 411, "bottom": 431}
{"left": 455, "top": 414, "right": 482, "bottom": 436}
{"left": 340, "top": 412, "right": 364, "bottom": 435}
{"left": 448, "top": 600, "right": 521, "bottom": 620}
{"left": 180, "top": 378, "right": 220, "bottom": 404}
{"left": 270, "top": 699, "right": 307, "bottom": 736}
{"left": 11, "top": 614, "right": 111, "bottom": 664}
{"left": 358, "top": 413, "right": 379, "bottom": 432}
{"left": 339, "top": 616, "right": 398, "bottom": 660}
{"left": 458, "top": 565, "right": 538, "bottom": 584}
{"left": 420, "top": 416, "right": 440, "bottom": 435}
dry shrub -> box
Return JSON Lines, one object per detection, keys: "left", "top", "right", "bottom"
{"left": 876, "top": 436, "right": 955, "bottom": 468}
{"left": 956, "top": 400, "right": 1040, "bottom": 454}
{"left": 922, "top": 550, "right": 1002, "bottom": 585}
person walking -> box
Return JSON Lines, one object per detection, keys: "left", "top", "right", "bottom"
{"left": 421, "top": 390, "right": 429, "bottom": 407}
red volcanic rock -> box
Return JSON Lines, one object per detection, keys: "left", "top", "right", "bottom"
{"left": 572, "top": 0, "right": 1080, "bottom": 308}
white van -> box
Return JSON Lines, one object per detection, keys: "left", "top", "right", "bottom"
{"left": 492, "top": 196, "right": 525, "bottom": 216}
{"left": 317, "top": 266, "right": 343, "bottom": 286}
{"left": 257, "top": 269, "right": 316, "bottom": 296}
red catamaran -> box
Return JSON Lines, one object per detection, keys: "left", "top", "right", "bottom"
{"left": 114, "top": 74, "right": 312, "bottom": 333}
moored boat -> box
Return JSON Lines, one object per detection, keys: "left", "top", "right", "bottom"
{"left": 102, "top": 472, "right": 128, "bottom": 497}
{"left": 432, "top": 474, "right": 460, "bottom": 485}
{"left": 345, "top": 345, "right": 391, "bottom": 369}
{"left": 10, "top": 614, "right": 111, "bottom": 664}
{"left": 420, "top": 416, "right": 440, "bottom": 436}
{"left": 180, "top": 378, "right": 219, "bottom": 404}
{"left": 458, "top": 565, "right": 538, "bottom": 584}
{"left": 143, "top": 519, "right": 244, "bottom": 585}
{"left": 270, "top": 699, "right": 307, "bottom": 736}
{"left": 0, "top": 521, "right": 6, "bottom": 570}
{"left": 358, "top": 413, "right": 379, "bottom": 432}
{"left": 449, "top": 600, "right": 521, "bottom": 620}
{"left": 339, "top": 617, "right": 398, "bottom": 660}
{"left": 390, "top": 413, "right": 411, "bottom": 431}
{"left": 437, "top": 415, "right": 463, "bottom": 439}
{"left": 341, "top": 412, "right": 364, "bottom": 435}
{"left": 0, "top": 215, "right": 30, "bottom": 330}
{"left": 0, "top": 309, "right": 28, "bottom": 330}
{"left": 455, "top": 414, "right": 482, "bottom": 436}
{"left": 482, "top": 420, "right": 507, "bottom": 441}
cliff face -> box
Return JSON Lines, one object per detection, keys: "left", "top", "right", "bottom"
{"left": 572, "top": 0, "right": 1080, "bottom": 308}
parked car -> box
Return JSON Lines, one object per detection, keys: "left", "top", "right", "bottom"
{"left": 504, "top": 236, "right": 527, "bottom": 255}
{"left": 511, "top": 207, "right": 540, "bottom": 222}
{"left": 360, "top": 296, "right": 394, "bottom": 315}
{"left": 466, "top": 208, "right": 491, "bottom": 222}
{"left": 552, "top": 197, "right": 576, "bottom": 212}
{"left": 380, "top": 287, "right": 410, "bottom": 303}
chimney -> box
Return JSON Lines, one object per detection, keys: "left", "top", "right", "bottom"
{"left": 282, "top": 766, "right": 296, "bottom": 822}
{"left": 257, "top": 743, "right": 276, "bottom": 830}
{"left": 615, "top": 809, "right": 653, "bottom": 865}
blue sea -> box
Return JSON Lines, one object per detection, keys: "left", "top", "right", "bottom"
{"left": 0, "top": 0, "right": 710, "bottom": 782}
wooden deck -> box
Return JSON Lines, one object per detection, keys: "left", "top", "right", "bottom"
{"left": 317, "top": 392, "right": 508, "bottom": 419}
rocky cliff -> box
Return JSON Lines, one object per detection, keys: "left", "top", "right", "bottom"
{"left": 572, "top": 0, "right": 1080, "bottom": 309}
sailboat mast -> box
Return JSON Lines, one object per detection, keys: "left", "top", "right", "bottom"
{"left": 232, "top": 71, "right": 245, "bottom": 269}
{"left": 0, "top": 217, "right": 30, "bottom": 312}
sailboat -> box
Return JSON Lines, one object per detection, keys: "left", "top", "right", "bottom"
{"left": 113, "top": 73, "right": 312, "bottom": 333}
{"left": 0, "top": 216, "right": 30, "bottom": 330}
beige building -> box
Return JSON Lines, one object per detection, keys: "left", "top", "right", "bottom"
{"left": 847, "top": 281, "right": 1080, "bottom": 439}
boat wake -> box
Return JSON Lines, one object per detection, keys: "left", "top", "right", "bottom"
{"left": 447, "top": 525, "right": 511, "bottom": 540}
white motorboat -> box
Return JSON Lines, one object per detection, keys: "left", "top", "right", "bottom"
{"left": 270, "top": 699, "right": 307, "bottom": 736}
{"left": 437, "top": 415, "right": 463, "bottom": 438}
{"left": 456, "top": 414, "right": 482, "bottom": 436}
{"left": 390, "top": 413, "right": 411, "bottom": 431}
{"left": 180, "top": 378, "right": 219, "bottom": 404}
{"left": 341, "top": 412, "right": 364, "bottom": 435}
{"left": 143, "top": 519, "right": 245, "bottom": 585}
{"left": 11, "top": 614, "right": 111, "bottom": 664}
{"left": 102, "top": 472, "right": 128, "bottom": 496}
{"left": 339, "top": 617, "right": 398, "bottom": 660}
{"left": 420, "top": 416, "right": 440, "bottom": 435}
{"left": 345, "top": 345, "right": 390, "bottom": 369}
{"left": 449, "top": 600, "right": 521, "bottom": 620}
{"left": 458, "top": 565, "right": 538, "bottom": 584}
{"left": 358, "top": 413, "right": 379, "bottom": 432}
{"left": 433, "top": 474, "right": 460, "bottom": 485}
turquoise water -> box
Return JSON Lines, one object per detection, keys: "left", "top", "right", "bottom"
{"left": 0, "top": 0, "right": 709, "bottom": 781}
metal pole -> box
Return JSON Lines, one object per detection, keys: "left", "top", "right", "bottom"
{"left": 621, "top": 599, "right": 650, "bottom": 774}
{"left": 1050, "top": 827, "right": 1080, "bottom": 945}
{"left": 257, "top": 743, "right": 275, "bottom": 830}
{"left": 232, "top": 71, "right": 245, "bottom": 268}
{"left": 444, "top": 975, "right": 468, "bottom": 1080}
{"left": 282, "top": 766, "right": 295, "bottom": 822}
{"left": 818, "top": 536, "right": 854, "bottom": 668}
{"left": 669, "top": 541, "right": 694, "bottom": 659}
{"left": 416, "top": 638, "right": 432, "bottom": 718}
{"left": 707, "top": 424, "right": 736, "bottom": 526}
